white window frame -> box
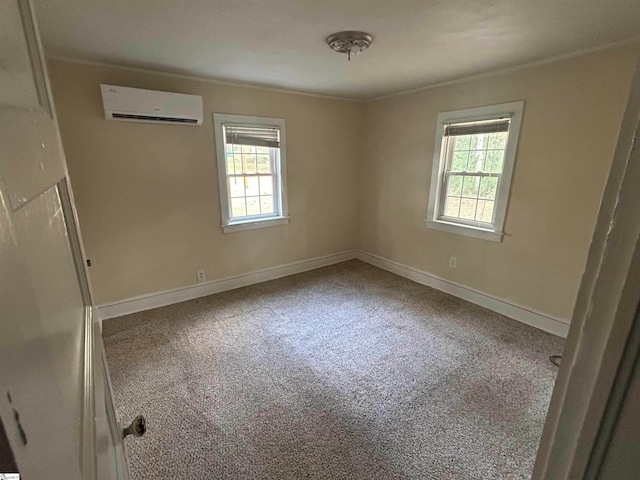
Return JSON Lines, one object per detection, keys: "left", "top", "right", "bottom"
{"left": 426, "top": 101, "right": 524, "bottom": 242}
{"left": 213, "top": 113, "right": 289, "bottom": 233}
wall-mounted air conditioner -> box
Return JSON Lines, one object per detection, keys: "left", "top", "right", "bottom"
{"left": 100, "top": 84, "right": 203, "bottom": 126}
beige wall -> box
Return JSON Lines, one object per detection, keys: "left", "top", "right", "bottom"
{"left": 359, "top": 44, "right": 639, "bottom": 319}
{"left": 48, "top": 61, "right": 363, "bottom": 304}
{"left": 50, "top": 45, "right": 638, "bottom": 317}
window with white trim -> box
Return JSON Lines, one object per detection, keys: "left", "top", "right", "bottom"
{"left": 213, "top": 114, "right": 289, "bottom": 233}
{"left": 426, "top": 101, "right": 524, "bottom": 242}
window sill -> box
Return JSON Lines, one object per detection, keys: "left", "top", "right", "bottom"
{"left": 222, "top": 216, "right": 290, "bottom": 233}
{"left": 425, "top": 219, "right": 503, "bottom": 242}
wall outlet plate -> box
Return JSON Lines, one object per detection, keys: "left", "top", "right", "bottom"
{"left": 449, "top": 256, "right": 457, "bottom": 268}
{"left": 196, "top": 269, "right": 206, "bottom": 282}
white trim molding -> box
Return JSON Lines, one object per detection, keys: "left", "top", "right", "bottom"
{"left": 45, "top": 53, "right": 361, "bottom": 102}
{"left": 222, "top": 216, "right": 290, "bottom": 233}
{"left": 97, "top": 250, "right": 356, "bottom": 320}
{"left": 98, "top": 248, "right": 570, "bottom": 338}
{"left": 355, "top": 250, "right": 570, "bottom": 338}
{"left": 425, "top": 219, "right": 503, "bottom": 242}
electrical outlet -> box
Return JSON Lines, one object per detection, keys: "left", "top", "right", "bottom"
{"left": 196, "top": 269, "right": 206, "bottom": 282}
{"left": 449, "top": 256, "right": 457, "bottom": 268}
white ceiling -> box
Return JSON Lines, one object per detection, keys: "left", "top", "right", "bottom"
{"left": 34, "top": 0, "right": 640, "bottom": 100}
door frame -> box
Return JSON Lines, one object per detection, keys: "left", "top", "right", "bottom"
{"left": 532, "top": 54, "right": 640, "bottom": 479}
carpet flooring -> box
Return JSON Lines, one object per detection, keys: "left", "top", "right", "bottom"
{"left": 103, "top": 260, "right": 564, "bottom": 479}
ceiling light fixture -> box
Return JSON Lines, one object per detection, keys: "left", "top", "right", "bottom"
{"left": 326, "top": 31, "right": 373, "bottom": 61}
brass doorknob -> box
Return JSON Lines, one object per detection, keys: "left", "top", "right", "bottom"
{"left": 123, "top": 415, "right": 146, "bottom": 438}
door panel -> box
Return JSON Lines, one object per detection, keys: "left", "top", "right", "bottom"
{"left": 16, "top": 185, "right": 85, "bottom": 455}
{"left": 0, "top": 186, "right": 84, "bottom": 479}
{"left": 0, "top": 1, "right": 128, "bottom": 479}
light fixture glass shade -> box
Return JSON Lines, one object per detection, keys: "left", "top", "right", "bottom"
{"left": 326, "top": 31, "right": 373, "bottom": 61}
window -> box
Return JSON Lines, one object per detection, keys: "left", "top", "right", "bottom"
{"left": 426, "top": 101, "right": 524, "bottom": 242}
{"left": 214, "top": 114, "right": 289, "bottom": 233}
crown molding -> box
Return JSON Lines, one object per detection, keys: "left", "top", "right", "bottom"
{"left": 44, "top": 52, "right": 363, "bottom": 103}
{"left": 46, "top": 36, "right": 640, "bottom": 105}
{"left": 369, "top": 36, "right": 640, "bottom": 102}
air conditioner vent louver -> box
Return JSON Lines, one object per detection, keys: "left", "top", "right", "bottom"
{"left": 111, "top": 113, "right": 199, "bottom": 124}
{"left": 101, "top": 84, "right": 203, "bottom": 126}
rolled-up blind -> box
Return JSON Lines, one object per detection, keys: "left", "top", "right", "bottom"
{"left": 444, "top": 118, "right": 510, "bottom": 137}
{"left": 224, "top": 124, "right": 280, "bottom": 148}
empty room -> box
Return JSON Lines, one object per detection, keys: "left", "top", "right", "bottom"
{"left": 2, "top": 1, "right": 640, "bottom": 479}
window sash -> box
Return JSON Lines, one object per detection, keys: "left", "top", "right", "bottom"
{"left": 225, "top": 146, "right": 281, "bottom": 222}
{"left": 438, "top": 134, "right": 505, "bottom": 226}
{"left": 439, "top": 185, "right": 501, "bottom": 227}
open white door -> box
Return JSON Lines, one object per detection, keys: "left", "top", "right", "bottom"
{"left": 0, "top": 1, "right": 129, "bottom": 479}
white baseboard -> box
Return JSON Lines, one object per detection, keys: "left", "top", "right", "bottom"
{"left": 97, "top": 250, "right": 357, "bottom": 320}
{"left": 98, "top": 248, "right": 571, "bottom": 338}
{"left": 355, "top": 250, "right": 570, "bottom": 338}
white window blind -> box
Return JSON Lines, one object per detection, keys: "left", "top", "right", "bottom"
{"left": 444, "top": 118, "right": 510, "bottom": 137}
{"left": 224, "top": 124, "right": 280, "bottom": 148}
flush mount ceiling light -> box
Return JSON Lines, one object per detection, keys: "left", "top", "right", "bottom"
{"left": 326, "top": 31, "right": 373, "bottom": 61}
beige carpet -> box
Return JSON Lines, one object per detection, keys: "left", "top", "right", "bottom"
{"left": 103, "top": 260, "right": 563, "bottom": 479}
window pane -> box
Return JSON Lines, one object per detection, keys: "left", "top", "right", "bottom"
{"left": 468, "top": 134, "right": 481, "bottom": 150}
{"left": 462, "top": 176, "right": 479, "bottom": 197}
{"left": 490, "top": 152, "right": 504, "bottom": 173}
{"left": 232, "top": 144, "right": 242, "bottom": 154}
{"left": 260, "top": 195, "right": 274, "bottom": 214}
{"left": 451, "top": 151, "right": 468, "bottom": 171}
{"left": 257, "top": 154, "right": 271, "bottom": 173}
{"left": 460, "top": 198, "right": 477, "bottom": 220}
{"left": 447, "top": 175, "right": 463, "bottom": 196}
{"left": 233, "top": 154, "right": 243, "bottom": 173}
{"left": 226, "top": 154, "right": 235, "bottom": 174}
{"left": 245, "top": 176, "right": 259, "bottom": 196}
{"left": 259, "top": 175, "right": 274, "bottom": 195}
{"left": 246, "top": 196, "right": 260, "bottom": 216}
{"left": 243, "top": 154, "right": 257, "bottom": 174}
{"left": 444, "top": 196, "right": 461, "bottom": 217}
{"left": 485, "top": 150, "right": 501, "bottom": 173}
{"left": 455, "top": 135, "right": 471, "bottom": 150}
{"left": 229, "top": 178, "right": 245, "bottom": 198}
{"left": 479, "top": 176, "right": 498, "bottom": 200}
{"left": 469, "top": 150, "right": 486, "bottom": 171}
{"left": 226, "top": 144, "right": 235, "bottom": 172}
{"left": 231, "top": 198, "right": 246, "bottom": 217}
{"left": 256, "top": 146, "right": 270, "bottom": 154}
{"left": 478, "top": 200, "right": 495, "bottom": 223}
{"left": 488, "top": 132, "right": 508, "bottom": 149}
{"left": 241, "top": 145, "right": 256, "bottom": 154}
